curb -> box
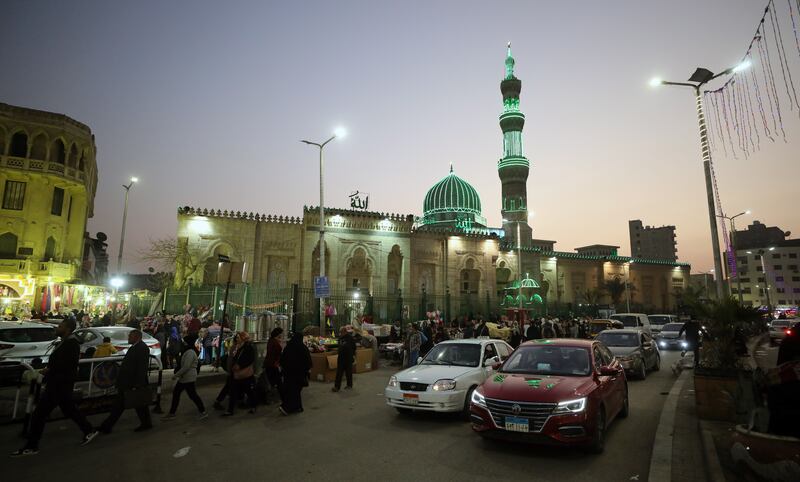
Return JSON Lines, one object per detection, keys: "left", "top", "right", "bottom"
{"left": 648, "top": 368, "right": 690, "bottom": 482}
{"left": 699, "top": 420, "right": 726, "bottom": 482}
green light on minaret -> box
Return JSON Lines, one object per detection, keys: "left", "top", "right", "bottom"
{"left": 505, "top": 42, "right": 515, "bottom": 79}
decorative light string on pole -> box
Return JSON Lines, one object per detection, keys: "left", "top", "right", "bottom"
{"left": 704, "top": 0, "right": 800, "bottom": 159}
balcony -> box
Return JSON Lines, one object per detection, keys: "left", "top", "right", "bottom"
{"left": 0, "top": 258, "right": 78, "bottom": 281}
{"left": 1, "top": 155, "right": 86, "bottom": 185}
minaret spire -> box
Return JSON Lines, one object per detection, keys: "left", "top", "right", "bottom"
{"left": 505, "top": 42, "right": 515, "bottom": 79}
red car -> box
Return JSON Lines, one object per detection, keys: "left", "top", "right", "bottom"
{"left": 469, "top": 339, "right": 628, "bottom": 453}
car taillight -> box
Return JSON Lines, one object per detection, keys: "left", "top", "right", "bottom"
{"left": 786, "top": 329, "right": 793, "bottom": 336}
{"left": 0, "top": 343, "right": 15, "bottom": 350}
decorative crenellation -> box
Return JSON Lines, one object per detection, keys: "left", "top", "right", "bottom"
{"left": 303, "top": 205, "right": 414, "bottom": 223}
{"left": 177, "top": 206, "right": 303, "bottom": 224}
{"left": 498, "top": 242, "right": 691, "bottom": 267}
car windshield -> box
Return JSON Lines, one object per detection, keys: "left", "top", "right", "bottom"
{"left": 0, "top": 327, "right": 57, "bottom": 343}
{"left": 502, "top": 345, "right": 591, "bottom": 376}
{"left": 771, "top": 321, "right": 790, "bottom": 328}
{"left": 101, "top": 330, "right": 132, "bottom": 341}
{"left": 649, "top": 316, "right": 671, "bottom": 324}
{"left": 597, "top": 332, "right": 640, "bottom": 347}
{"left": 421, "top": 343, "right": 480, "bottom": 367}
{"left": 661, "top": 323, "right": 684, "bottom": 332}
{"left": 610, "top": 315, "right": 639, "bottom": 328}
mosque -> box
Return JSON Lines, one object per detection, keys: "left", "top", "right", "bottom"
{"left": 174, "top": 45, "right": 690, "bottom": 324}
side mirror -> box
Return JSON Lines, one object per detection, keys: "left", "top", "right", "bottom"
{"left": 598, "top": 366, "right": 618, "bottom": 376}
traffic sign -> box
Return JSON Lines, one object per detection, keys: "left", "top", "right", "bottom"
{"left": 314, "top": 276, "right": 330, "bottom": 298}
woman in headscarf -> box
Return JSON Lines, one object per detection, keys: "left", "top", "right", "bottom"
{"left": 278, "top": 332, "right": 311, "bottom": 415}
{"left": 262, "top": 327, "right": 284, "bottom": 394}
{"left": 223, "top": 331, "right": 257, "bottom": 416}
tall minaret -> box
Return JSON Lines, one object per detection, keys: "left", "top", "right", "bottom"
{"left": 498, "top": 43, "right": 532, "bottom": 245}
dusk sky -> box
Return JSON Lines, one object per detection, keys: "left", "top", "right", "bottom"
{"left": 3, "top": 0, "right": 798, "bottom": 274}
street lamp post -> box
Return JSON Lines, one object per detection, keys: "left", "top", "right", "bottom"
{"left": 625, "top": 262, "right": 631, "bottom": 312}
{"left": 302, "top": 128, "right": 345, "bottom": 335}
{"left": 116, "top": 177, "right": 138, "bottom": 273}
{"left": 651, "top": 61, "right": 750, "bottom": 301}
{"left": 717, "top": 210, "right": 751, "bottom": 304}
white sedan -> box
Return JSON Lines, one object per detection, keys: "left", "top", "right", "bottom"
{"left": 385, "top": 339, "right": 513, "bottom": 416}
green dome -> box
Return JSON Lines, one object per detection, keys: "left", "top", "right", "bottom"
{"left": 422, "top": 166, "right": 485, "bottom": 229}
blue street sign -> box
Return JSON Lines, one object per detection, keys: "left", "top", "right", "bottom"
{"left": 314, "top": 276, "right": 330, "bottom": 298}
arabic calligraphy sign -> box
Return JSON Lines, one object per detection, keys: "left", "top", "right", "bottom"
{"left": 349, "top": 191, "right": 369, "bottom": 211}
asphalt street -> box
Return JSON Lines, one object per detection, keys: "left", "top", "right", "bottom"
{"left": 3, "top": 351, "right": 682, "bottom": 482}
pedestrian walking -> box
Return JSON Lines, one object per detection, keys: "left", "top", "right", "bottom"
{"left": 223, "top": 332, "right": 256, "bottom": 416}
{"left": 406, "top": 323, "right": 422, "bottom": 368}
{"left": 332, "top": 327, "right": 356, "bottom": 392}
{"left": 678, "top": 319, "right": 708, "bottom": 367}
{"left": 263, "top": 327, "right": 283, "bottom": 393}
{"left": 11, "top": 319, "right": 98, "bottom": 457}
{"left": 162, "top": 334, "right": 207, "bottom": 420}
{"left": 98, "top": 329, "right": 153, "bottom": 433}
{"left": 278, "top": 332, "right": 311, "bottom": 415}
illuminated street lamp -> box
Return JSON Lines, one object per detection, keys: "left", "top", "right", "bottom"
{"left": 116, "top": 177, "right": 138, "bottom": 273}
{"left": 717, "top": 210, "right": 751, "bottom": 303}
{"left": 301, "top": 127, "right": 346, "bottom": 334}
{"left": 650, "top": 60, "right": 750, "bottom": 300}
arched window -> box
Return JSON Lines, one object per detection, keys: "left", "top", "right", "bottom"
{"left": 51, "top": 139, "right": 66, "bottom": 164}
{"left": 44, "top": 237, "right": 56, "bottom": 260}
{"left": 0, "top": 127, "right": 6, "bottom": 155}
{"left": 79, "top": 152, "right": 87, "bottom": 171}
{"left": 30, "top": 134, "right": 47, "bottom": 160}
{"left": 9, "top": 132, "right": 28, "bottom": 157}
{"left": 387, "top": 245, "right": 403, "bottom": 295}
{"left": 68, "top": 144, "right": 79, "bottom": 168}
{"left": 0, "top": 232, "right": 18, "bottom": 259}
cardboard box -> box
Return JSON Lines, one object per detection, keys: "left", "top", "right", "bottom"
{"left": 354, "top": 348, "right": 374, "bottom": 373}
{"left": 310, "top": 351, "right": 337, "bottom": 383}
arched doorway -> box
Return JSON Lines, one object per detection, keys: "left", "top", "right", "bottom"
{"left": 44, "top": 236, "right": 57, "bottom": 261}
{"left": 460, "top": 258, "right": 481, "bottom": 316}
{"left": 203, "top": 244, "right": 233, "bottom": 285}
{"left": 345, "top": 247, "right": 372, "bottom": 292}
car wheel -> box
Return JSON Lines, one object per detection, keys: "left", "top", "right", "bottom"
{"left": 462, "top": 386, "right": 477, "bottom": 420}
{"left": 637, "top": 359, "right": 647, "bottom": 380}
{"left": 653, "top": 354, "right": 661, "bottom": 372}
{"left": 619, "top": 384, "right": 629, "bottom": 419}
{"left": 589, "top": 408, "right": 606, "bottom": 454}
{"left": 396, "top": 407, "right": 412, "bottom": 415}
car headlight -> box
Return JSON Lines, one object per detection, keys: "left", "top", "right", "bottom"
{"left": 388, "top": 376, "right": 398, "bottom": 388}
{"left": 470, "top": 388, "right": 487, "bottom": 408}
{"left": 680, "top": 341, "right": 688, "bottom": 348}
{"left": 553, "top": 397, "right": 587, "bottom": 414}
{"left": 432, "top": 379, "right": 456, "bottom": 391}
{"left": 658, "top": 341, "right": 667, "bottom": 347}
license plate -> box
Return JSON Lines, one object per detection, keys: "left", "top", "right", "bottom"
{"left": 403, "top": 393, "right": 419, "bottom": 405}
{"left": 504, "top": 416, "right": 529, "bottom": 432}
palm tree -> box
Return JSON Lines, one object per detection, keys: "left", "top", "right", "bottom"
{"left": 604, "top": 276, "right": 627, "bottom": 307}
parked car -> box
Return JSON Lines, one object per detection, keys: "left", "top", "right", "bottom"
{"left": 73, "top": 327, "right": 161, "bottom": 359}
{"left": 655, "top": 323, "right": 688, "bottom": 351}
{"left": 609, "top": 313, "right": 653, "bottom": 335}
{"left": 596, "top": 329, "right": 660, "bottom": 379}
{"left": 469, "top": 339, "right": 628, "bottom": 453}
{"left": 768, "top": 319, "right": 793, "bottom": 345}
{"left": 0, "top": 321, "right": 58, "bottom": 364}
{"left": 648, "top": 314, "right": 679, "bottom": 334}
{"left": 385, "top": 339, "right": 513, "bottom": 416}
{"left": 588, "top": 319, "right": 624, "bottom": 339}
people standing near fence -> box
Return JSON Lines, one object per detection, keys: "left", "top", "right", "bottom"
{"left": 405, "top": 323, "right": 421, "bottom": 368}
{"left": 332, "top": 326, "right": 355, "bottom": 392}
{"left": 98, "top": 329, "right": 153, "bottom": 433}
{"left": 223, "top": 331, "right": 256, "bottom": 416}
{"left": 279, "top": 332, "right": 312, "bottom": 415}
{"left": 162, "top": 334, "right": 207, "bottom": 421}
{"left": 11, "top": 319, "right": 98, "bottom": 457}
{"left": 263, "top": 327, "right": 283, "bottom": 393}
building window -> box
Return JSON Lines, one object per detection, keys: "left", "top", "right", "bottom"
{"left": 2, "top": 181, "right": 26, "bottom": 210}
{"left": 754, "top": 255, "right": 761, "bottom": 260}
{"left": 9, "top": 132, "right": 27, "bottom": 157}
{"left": 789, "top": 253, "right": 797, "bottom": 259}
{"left": 44, "top": 237, "right": 56, "bottom": 260}
{"left": 777, "top": 287, "right": 785, "bottom": 293}
{"left": 772, "top": 253, "right": 781, "bottom": 259}
{"left": 792, "top": 277, "right": 800, "bottom": 282}
{"left": 0, "top": 232, "right": 18, "bottom": 259}
{"left": 67, "top": 196, "right": 73, "bottom": 221}
{"left": 774, "top": 265, "right": 782, "bottom": 270}
{"left": 758, "top": 277, "right": 765, "bottom": 282}
{"left": 788, "top": 265, "right": 798, "bottom": 271}
{"left": 737, "top": 257, "right": 748, "bottom": 265}
{"left": 742, "top": 287, "right": 752, "bottom": 294}
{"left": 739, "top": 277, "right": 750, "bottom": 283}
{"left": 793, "top": 288, "right": 800, "bottom": 293}
{"left": 51, "top": 187, "right": 64, "bottom": 216}
{"left": 776, "top": 276, "right": 784, "bottom": 282}
{"left": 756, "top": 266, "right": 763, "bottom": 272}
{"left": 778, "top": 299, "right": 787, "bottom": 304}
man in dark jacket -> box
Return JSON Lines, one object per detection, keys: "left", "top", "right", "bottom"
{"left": 332, "top": 327, "right": 356, "bottom": 392}
{"left": 678, "top": 319, "right": 708, "bottom": 367}
{"left": 525, "top": 320, "right": 542, "bottom": 341}
{"left": 99, "top": 329, "right": 152, "bottom": 433}
{"left": 11, "top": 319, "right": 98, "bottom": 457}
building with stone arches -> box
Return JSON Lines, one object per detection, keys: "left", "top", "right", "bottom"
{"left": 175, "top": 45, "right": 690, "bottom": 324}
{"left": 0, "top": 102, "right": 100, "bottom": 312}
